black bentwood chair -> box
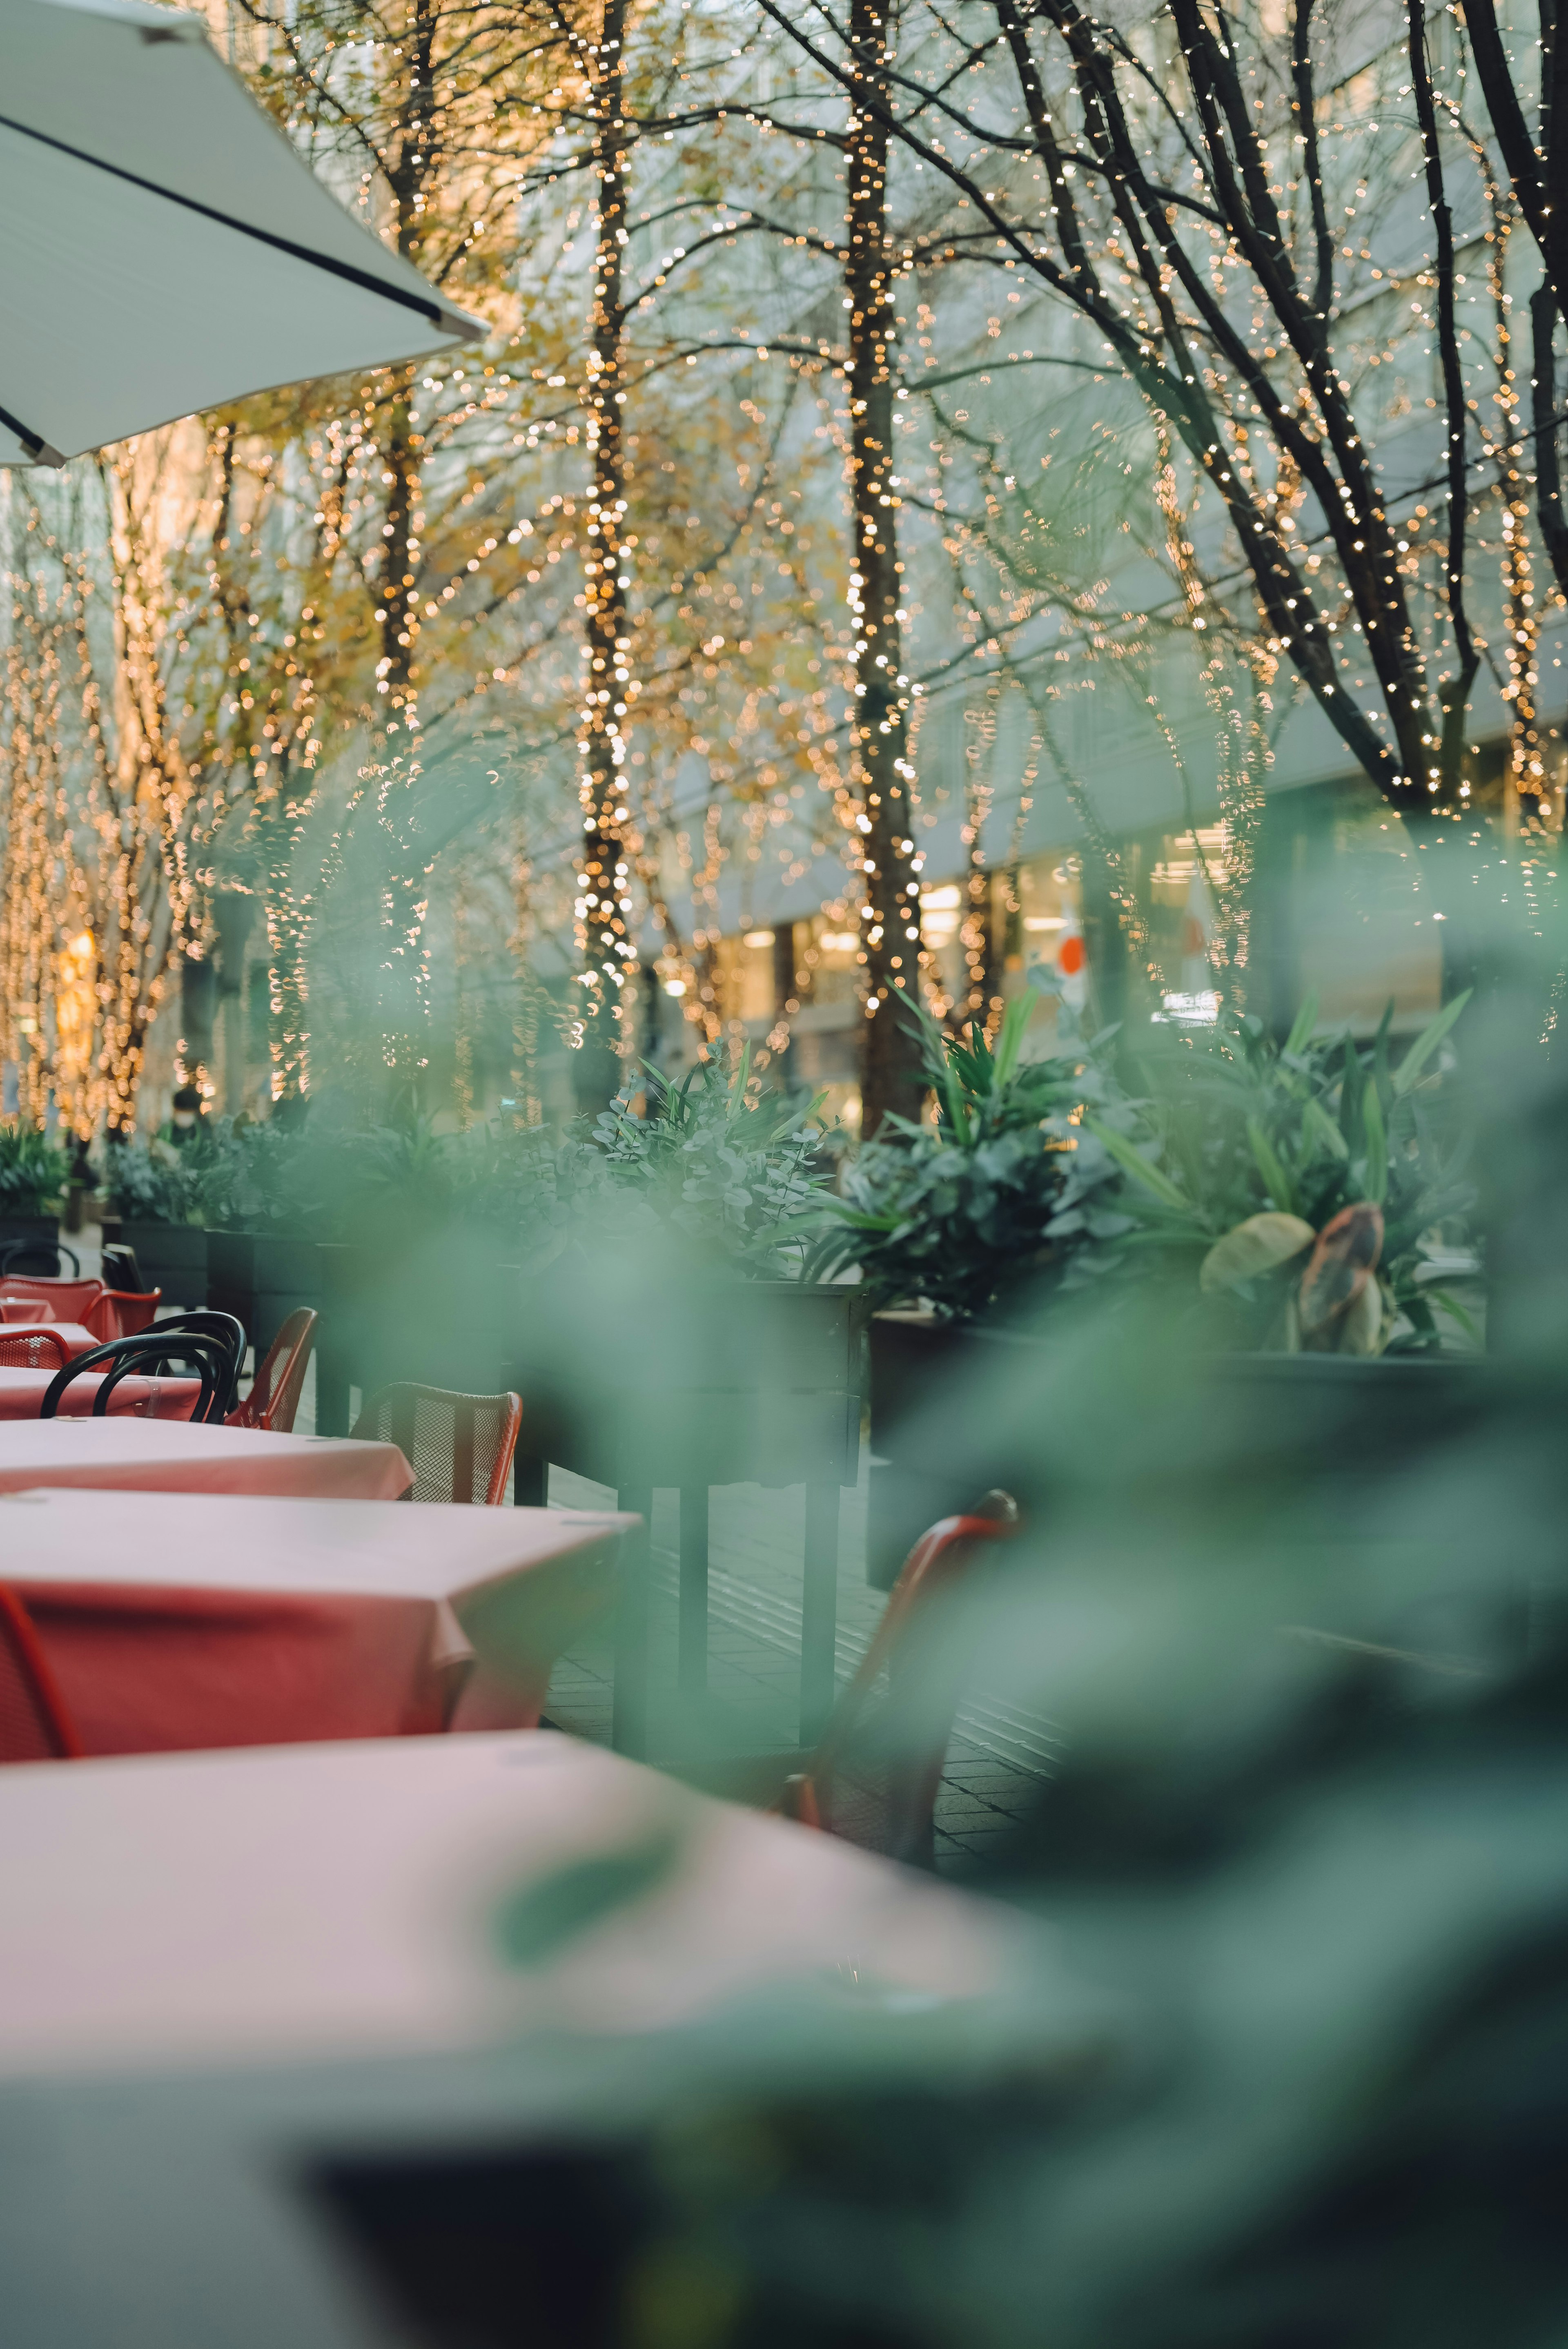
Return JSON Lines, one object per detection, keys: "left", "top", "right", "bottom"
{"left": 0, "top": 1239, "right": 81, "bottom": 1280}
{"left": 39, "top": 1331, "right": 237, "bottom": 1425}
{"left": 134, "top": 1311, "right": 247, "bottom": 1415}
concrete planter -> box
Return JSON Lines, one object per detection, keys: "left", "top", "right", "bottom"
{"left": 512, "top": 1278, "right": 868, "bottom": 1754}
{"left": 313, "top": 1238, "right": 522, "bottom": 1439}
{"left": 204, "top": 1230, "right": 320, "bottom": 1360}
{"left": 868, "top": 1306, "right": 1488, "bottom": 1588}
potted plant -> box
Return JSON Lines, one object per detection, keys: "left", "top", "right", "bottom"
{"left": 509, "top": 1050, "right": 857, "bottom": 1749}
{"left": 200, "top": 1112, "right": 329, "bottom": 1359}
{"left": 312, "top": 1117, "right": 570, "bottom": 1435}
{"left": 1079, "top": 989, "right": 1481, "bottom": 1360}
{"left": 0, "top": 1122, "right": 69, "bottom": 1267}
{"left": 806, "top": 996, "right": 1126, "bottom": 1584}
{"left": 99, "top": 1136, "right": 213, "bottom": 1304}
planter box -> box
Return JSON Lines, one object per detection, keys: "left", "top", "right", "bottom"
{"left": 0, "top": 1214, "right": 63, "bottom": 1275}
{"left": 205, "top": 1231, "right": 320, "bottom": 1362}
{"left": 513, "top": 1278, "right": 867, "bottom": 1493}
{"left": 866, "top": 1310, "right": 1490, "bottom": 1589}
{"left": 314, "top": 1238, "right": 523, "bottom": 1438}
{"left": 99, "top": 1218, "right": 207, "bottom": 1308}
{"left": 511, "top": 1278, "right": 869, "bottom": 1754}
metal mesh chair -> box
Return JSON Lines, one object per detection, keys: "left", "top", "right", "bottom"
{"left": 0, "top": 1586, "right": 82, "bottom": 1762}
{"left": 0, "top": 1275, "right": 104, "bottom": 1322}
{"left": 229, "top": 1308, "right": 317, "bottom": 1433}
{"left": 780, "top": 1490, "right": 1020, "bottom": 1867}
{"left": 83, "top": 1288, "right": 163, "bottom": 1344}
{"left": 0, "top": 1330, "right": 71, "bottom": 1371}
{"left": 350, "top": 1383, "right": 523, "bottom": 1505}
{"left": 100, "top": 1243, "right": 146, "bottom": 1292}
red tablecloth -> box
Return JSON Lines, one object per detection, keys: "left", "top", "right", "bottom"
{"left": 0, "top": 1418, "right": 412, "bottom": 1498}
{"left": 0, "top": 1367, "right": 200, "bottom": 1420}
{"left": 0, "top": 1488, "right": 632, "bottom": 1754}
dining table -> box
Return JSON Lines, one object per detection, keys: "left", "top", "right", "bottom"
{"left": 0, "top": 1415, "right": 412, "bottom": 1498}
{"left": 0, "top": 1730, "right": 1089, "bottom": 2349}
{"left": 1, "top": 1488, "right": 635, "bottom": 1753}
{"left": 0, "top": 1365, "right": 201, "bottom": 1420}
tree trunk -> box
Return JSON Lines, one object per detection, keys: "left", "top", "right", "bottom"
{"left": 846, "top": 0, "right": 923, "bottom": 1134}
{"left": 574, "top": 0, "right": 634, "bottom": 1118}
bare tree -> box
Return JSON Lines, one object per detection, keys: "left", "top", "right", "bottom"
{"left": 759, "top": 0, "right": 1547, "bottom": 884}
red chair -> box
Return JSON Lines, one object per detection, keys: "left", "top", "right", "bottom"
{"left": 0, "top": 1586, "right": 83, "bottom": 1761}
{"left": 0, "top": 1275, "right": 104, "bottom": 1323}
{"left": 780, "top": 1490, "right": 1020, "bottom": 1867}
{"left": 83, "top": 1288, "right": 162, "bottom": 1344}
{"left": 0, "top": 1330, "right": 71, "bottom": 1371}
{"left": 229, "top": 1308, "right": 317, "bottom": 1434}
{"left": 350, "top": 1383, "right": 523, "bottom": 1504}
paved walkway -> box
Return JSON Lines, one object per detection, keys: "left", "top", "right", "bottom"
{"left": 540, "top": 1460, "right": 1056, "bottom": 1871}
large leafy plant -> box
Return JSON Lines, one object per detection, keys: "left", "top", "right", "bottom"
{"left": 1084, "top": 992, "right": 1478, "bottom": 1354}
{"left": 0, "top": 1123, "right": 69, "bottom": 1217}
{"left": 808, "top": 997, "right": 1127, "bottom": 1319}
{"left": 594, "top": 1049, "right": 832, "bottom": 1275}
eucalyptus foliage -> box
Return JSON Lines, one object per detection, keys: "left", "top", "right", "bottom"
{"left": 0, "top": 1124, "right": 69, "bottom": 1218}
{"left": 808, "top": 998, "right": 1128, "bottom": 1319}
{"left": 594, "top": 1049, "right": 833, "bottom": 1275}
{"left": 102, "top": 1135, "right": 214, "bottom": 1227}
{"left": 196, "top": 1100, "right": 603, "bottom": 1266}
{"left": 1084, "top": 992, "right": 1478, "bottom": 1353}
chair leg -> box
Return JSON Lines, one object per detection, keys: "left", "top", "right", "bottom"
{"left": 678, "top": 1484, "right": 708, "bottom": 1695}
{"left": 513, "top": 1450, "right": 548, "bottom": 1507}
{"left": 315, "top": 1334, "right": 350, "bottom": 1439}
{"left": 801, "top": 1480, "right": 840, "bottom": 1745}
{"left": 611, "top": 1484, "right": 653, "bottom": 1759}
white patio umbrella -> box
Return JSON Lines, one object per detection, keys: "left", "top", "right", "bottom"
{"left": 0, "top": 0, "right": 482, "bottom": 467}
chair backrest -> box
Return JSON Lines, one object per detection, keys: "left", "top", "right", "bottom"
{"left": 39, "top": 1331, "right": 233, "bottom": 1424}
{"left": 350, "top": 1383, "right": 523, "bottom": 1504}
{"left": 100, "top": 1243, "right": 146, "bottom": 1293}
{"left": 82, "top": 1288, "right": 163, "bottom": 1344}
{"left": 138, "top": 1311, "right": 246, "bottom": 1415}
{"left": 0, "top": 1239, "right": 80, "bottom": 1280}
{"left": 784, "top": 1490, "right": 1020, "bottom": 1867}
{"left": 229, "top": 1307, "right": 317, "bottom": 1433}
{"left": 0, "top": 1586, "right": 82, "bottom": 1762}
{"left": 0, "top": 1275, "right": 104, "bottom": 1322}
{"left": 0, "top": 1330, "right": 71, "bottom": 1371}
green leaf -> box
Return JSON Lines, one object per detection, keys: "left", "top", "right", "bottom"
{"left": 991, "top": 993, "right": 1031, "bottom": 1092}
{"left": 1361, "top": 1082, "right": 1388, "bottom": 1207}
{"left": 1303, "top": 1097, "right": 1349, "bottom": 1161}
{"left": 1283, "top": 990, "right": 1320, "bottom": 1059}
{"left": 1372, "top": 999, "right": 1394, "bottom": 1109}
{"left": 1361, "top": 1076, "right": 1390, "bottom": 1203}
{"left": 1424, "top": 1285, "right": 1482, "bottom": 1345}
{"left": 1083, "top": 1115, "right": 1192, "bottom": 1212}
{"left": 1339, "top": 1036, "right": 1364, "bottom": 1149}
{"left": 1393, "top": 988, "right": 1472, "bottom": 1095}
{"left": 1247, "top": 1117, "right": 1298, "bottom": 1217}
{"left": 492, "top": 1832, "right": 682, "bottom": 1970}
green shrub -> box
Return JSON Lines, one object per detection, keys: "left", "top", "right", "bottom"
{"left": 807, "top": 997, "right": 1127, "bottom": 1319}
{"left": 0, "top": 1123, "right": 69, "bottom": 1218}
